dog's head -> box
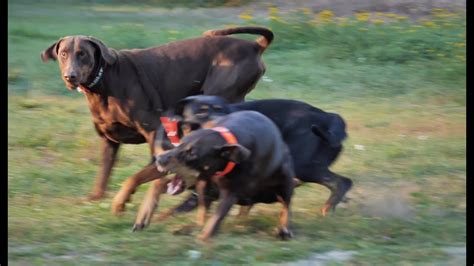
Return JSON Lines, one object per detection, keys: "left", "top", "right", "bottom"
{"left": 41, "top": 36, "right": 117, "bottom": 91}
{"left": 155, "top": 128, "right": 251, "bottom": 193}
{"left": 175, "top": 95, "right": 232, "bottom": 125}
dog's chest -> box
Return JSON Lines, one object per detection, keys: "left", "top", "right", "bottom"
{"left": 87, "top": 95, "right": 145, "bottom": 143}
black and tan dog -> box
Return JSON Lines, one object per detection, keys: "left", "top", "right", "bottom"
{"left": 128, "top": 96, "right": 352, "bottom": 236}
{"left": 40, "top": 27, "right": 273, "bottom": 211}
{"left": 155, "top": 95, "right": 352, "bottom": 218}
{"left": 133, "top": 111, "right": 295, "bottom": 241}
{"left": 157, "top": 95, "right": 353, "bottom": 218}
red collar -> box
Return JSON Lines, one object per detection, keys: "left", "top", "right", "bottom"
{"left": 160, "top": 117, "right": 180, "bottom": 146}
{"left": 160, "top": 121, "right": 238, "bottom": 177}
{"left": 211, "top": 127, "right": 238, "bottom": 178}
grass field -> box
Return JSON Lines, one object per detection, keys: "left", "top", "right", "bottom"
{"left": 8, "top": 0, "right": 466, "bottom": 265}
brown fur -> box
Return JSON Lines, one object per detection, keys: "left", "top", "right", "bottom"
{"left": 41, "top": 27, "right": 274, "bottom": 209}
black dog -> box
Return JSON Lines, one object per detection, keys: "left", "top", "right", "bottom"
{"left": 159, "top": 96, "right": 352, "bottom": 217}
{"left": 134, "top": 111, "right": 295, "bottom": 241}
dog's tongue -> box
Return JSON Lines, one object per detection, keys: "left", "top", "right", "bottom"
{"left": 167, "top": 175, "right": 185, "bottom": 195}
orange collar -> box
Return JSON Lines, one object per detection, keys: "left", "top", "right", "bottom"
{"left": 160, "top": 117, "right": 180, "bottom": 146}
{"left": 211, "top": 127, "right": 238, "bottom": 178}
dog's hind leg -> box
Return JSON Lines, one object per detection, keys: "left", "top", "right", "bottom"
{"left": 276, "top": 159, "right": 295, "bottom": 240}
{"left": 201, "top": 60, "right": 264, "bottom": 103}
{"left": 320, "top": 171, "right": 352, "bottom": 216}
{"left": 296, "top": 162, "right": 353, "bottom": 216}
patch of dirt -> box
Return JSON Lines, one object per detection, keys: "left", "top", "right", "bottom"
{"left": 349, "top": 181, "right": 419, "bottom": 219}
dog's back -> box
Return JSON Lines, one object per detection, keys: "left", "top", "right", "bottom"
{"left": 213, "top": 110, "right": 291, "bottom": 180}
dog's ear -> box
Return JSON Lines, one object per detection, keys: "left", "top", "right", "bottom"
{"left": 217, "top": 144, "right": 251, "bottom": 163}
{"left": 86, "top": 36, "right": 117, "bottom": 65}
{"left": 41, "top": 37, "right": 65, "bottom": 62}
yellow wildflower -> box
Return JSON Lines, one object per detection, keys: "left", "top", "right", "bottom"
{"left": 317, "top": 9, "right": 334, "bottom": 23}
{"left": 239, "top": 10, "right": 253, "bottom": 21}
{"left": 396, "top": 15, "right": 408, "bottom": 21}
{"left": 355, "top": 12, "right": 370, "bottom": 22}
{"left": 269, "top": 6, "right": 279, "bottom": 15}
{"left": 422, "top": 21, "right": 437, "bottom": 28}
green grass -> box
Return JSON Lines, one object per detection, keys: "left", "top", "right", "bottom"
{"left": 8, "top": 0, "right": 465, "bottom": 265}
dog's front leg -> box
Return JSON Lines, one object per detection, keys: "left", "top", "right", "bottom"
{"left": 196, "top": 180, "right": 208, "bottom": 227}
{"left": 112, "top": 164, "right": 166, "bottom": 215}
{"left": 197, "top": 189, "right": 236, "bottom": 241}
{"left": 132, "top": 178, "right": 170, "bottom": 231}
{"left": 89, "top": 138, "right": 120, "bottom": 200}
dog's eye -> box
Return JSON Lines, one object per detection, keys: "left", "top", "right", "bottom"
{"left": 60, "top": 51, "right": 67, "bottom": 58}
{"left": 77, "top": 51, "right": 86, "bottom": 57}
{"left": 186, "top": 149, "right": 198, "bottom": 161}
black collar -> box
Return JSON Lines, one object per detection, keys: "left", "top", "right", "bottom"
{"left": 81, "top": 57, "right": 105, "bottom": 93}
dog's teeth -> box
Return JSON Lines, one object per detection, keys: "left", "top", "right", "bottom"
{"left": 156, "top": 164, "right": 165, "bottom": 172}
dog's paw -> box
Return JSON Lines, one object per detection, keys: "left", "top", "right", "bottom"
{"left": 277, "top": 228, "right": 293, "bottom": 240}
{"left": 87, "top": 191, "right": 105, "bottom": 201}
{"left": 111, "top": 200, "right": 126, "bottom": 216}
{"left": 196, "top": 233, "right": 211, "bottom": 244}
{"left": 132, "top": 223, "right": 146, "bottom": 232}
{"left": 321, "top": 203, "right": 335, "bottom": 217}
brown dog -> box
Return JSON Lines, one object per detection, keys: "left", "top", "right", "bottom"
{"left": 40, "top": 27, "right": 274, "bottom": 214}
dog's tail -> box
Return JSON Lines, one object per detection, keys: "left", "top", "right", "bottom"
{"left": 203, "top": 26, "right": 274, "bottom": 53}
{"left": 311, "top": 113, "right": 347, "bottom": 148}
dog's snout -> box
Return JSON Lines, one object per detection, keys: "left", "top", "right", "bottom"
{"left": 155, "top": 155, "right": 170, "bottom": 173}
{"left": 157, "top": 155, "right": 169, "bottom": 166}
{"left": 64, "top": 72, "right": 77, "bottom": 82}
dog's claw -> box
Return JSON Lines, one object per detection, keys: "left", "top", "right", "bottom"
{"left": 132, "top": 223, "right": 144, "bottom": 232}
{"left": 277, "top": 228, "right": 293, "bottom": 240}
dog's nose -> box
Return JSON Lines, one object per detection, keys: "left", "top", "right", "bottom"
{"left": 157, "top": 155, "right": 169, "bottom": 166}
{"left": 155, "top": 155, "right": 169, "bottom": 173}
{"left": 64, "top": 73, "right": 77, "bottom": 82}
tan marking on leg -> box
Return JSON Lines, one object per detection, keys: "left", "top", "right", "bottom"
{"left": 196, "top": 180, "right": 208, "bottom": 227}
{"left": 134, "top": 178, "right": 170, "bottom": 228}
{"left": 111, "top": 164, "right": 165, "bottom": 215}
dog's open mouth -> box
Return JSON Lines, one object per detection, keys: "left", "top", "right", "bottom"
{"left": 167, "top": 175, "right": 186, "bottom": 195}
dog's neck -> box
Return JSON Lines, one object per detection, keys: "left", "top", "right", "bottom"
{"left": 79, "top": 57, "right": 105, "bottom": 94}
